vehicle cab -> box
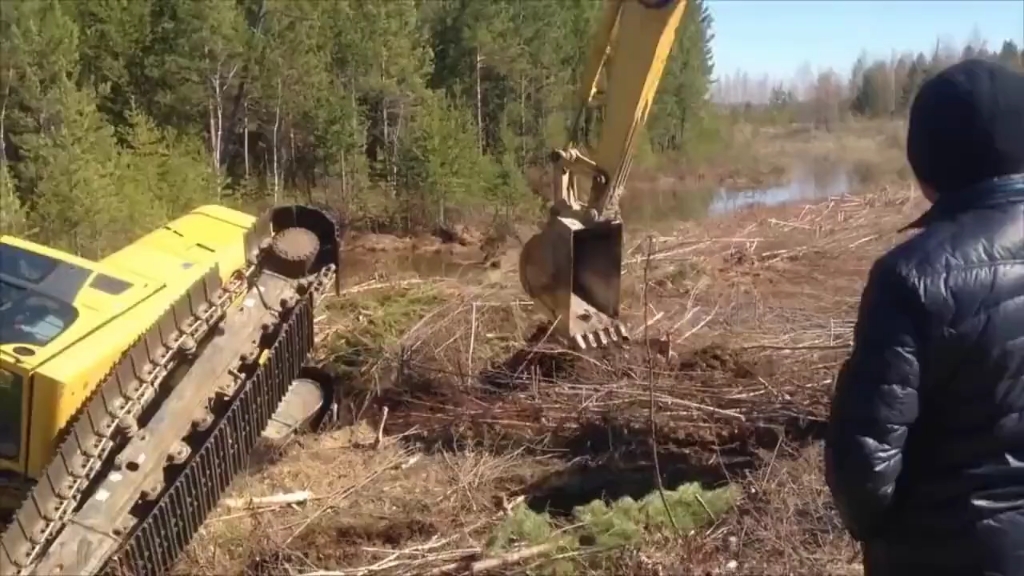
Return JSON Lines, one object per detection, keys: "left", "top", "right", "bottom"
{"left": 0, "top": 236, "right": 154, "bottom": 477}
{"left": 0, "top": 357, "right": 28, "bottom": 474}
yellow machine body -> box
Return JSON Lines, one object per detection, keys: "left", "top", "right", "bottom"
{"left": 519, "top": 0, "right": 687, "bottom": 348}
{"left": 0, "top": 205, "right": 254, "bottom": 480}
{"left": 1, "top": 200, "right": 343, "bottom": 576}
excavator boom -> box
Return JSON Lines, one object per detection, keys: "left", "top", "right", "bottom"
{"left": 519, "top": 0, "right": 687, "bottom": 349}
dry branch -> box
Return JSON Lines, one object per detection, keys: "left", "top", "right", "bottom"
{"left": 423, "top": 542, "right": 562, "bottom": 575}
{"left": 222, "top": 491, "right": 312, "bottom": 509}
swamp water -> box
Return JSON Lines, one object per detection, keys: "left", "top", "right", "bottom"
{"left": 344, "top": 159, "right": 861, "bottom": 281}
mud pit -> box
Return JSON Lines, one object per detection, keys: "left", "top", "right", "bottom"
{"left": 179, "top": 184, "right": 925, "bottom": 576}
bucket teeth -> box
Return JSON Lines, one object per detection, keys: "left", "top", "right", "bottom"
{"left": 572, "top": 322, "right": 629, "bottom": 350}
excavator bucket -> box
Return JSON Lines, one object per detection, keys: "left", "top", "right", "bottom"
{"left": 519, "top": 216, "right": 628, "bottom": 349}
{"left": 515, "top": 0, "right": 686, "bottom": 349}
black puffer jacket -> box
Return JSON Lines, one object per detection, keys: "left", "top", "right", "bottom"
{"left": 825, "top": 173, "right": 1024, "bottom": 576}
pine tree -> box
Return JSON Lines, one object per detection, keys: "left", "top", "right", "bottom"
{"left": 21, "top": 79, "right": 126, "bottom": 257}
{"left": 1, "top": 0, "right": 727, "bottom": 241}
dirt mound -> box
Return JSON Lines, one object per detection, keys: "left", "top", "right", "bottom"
{"left": 676, "top": 343, "right": 782, "bottom": 381}
{"left": 360, "top": 339, "right": 827, "bottom": 472}
{"left": 344, "top": 231, "right": 485, "bottom": 255}
{"left": 343, "top": 221, "right": 503, "bottom": 254}
{"left": 357, "top": 341, "right": 828, "bottom": 531}
{"left": 253, "top": 517, "right": 440, "bottom": 571}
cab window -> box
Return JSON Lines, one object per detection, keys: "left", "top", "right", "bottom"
{"left": 0, "top": 243, "right": 60, "bottom": 283}
{"left": 90, "top": 273, "right": 132, "bottom": 295}
{"left": 0, "top": 368, "right": 23, "bottom": 460}
{"left": 0, "top": 243, "right": 92, "bottom": 303}
{"left": 0, "top": 280, "right": 79, "bottom": 347}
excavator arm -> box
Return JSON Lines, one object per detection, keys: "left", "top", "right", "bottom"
{"left": 519, "top": 0, "right": 688, "bottom": 349}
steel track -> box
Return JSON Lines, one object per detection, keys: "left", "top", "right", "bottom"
{"left": 102, "top": 269, "right": 330, "bottom": 576}
{"left": 1, "top": 264, "right": 248, "bottom": 575}
{"left": 1, "top": 205, "right": 344, "bottom": 576}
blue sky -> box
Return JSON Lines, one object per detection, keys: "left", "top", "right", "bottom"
{"left": 708, "top": 0, "right": 1024, "bottom": 80}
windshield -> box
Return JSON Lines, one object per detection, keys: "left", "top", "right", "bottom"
{"left": 0, "top": 280, "right": 79, "bottom": 347}
{"left": 0, "top": 243, "right": 60, "bottom": 283}
{"left": 0, "top": 368, "right": 22, "bottom": 460}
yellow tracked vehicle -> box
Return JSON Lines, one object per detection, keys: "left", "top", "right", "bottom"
{"left": 0, "top": 203, "right": 345, "bottom": 576}
{"left": 0, "top": 0, "right": 685, "bottom": 572}
{"left": 519, "top": 0, "right": 687, "bottom": 349}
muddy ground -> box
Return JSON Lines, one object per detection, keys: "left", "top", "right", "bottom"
{"left": 173, "top": 155, "right": 925, "bottom": 575}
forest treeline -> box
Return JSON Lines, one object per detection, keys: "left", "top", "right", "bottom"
{"left": 721, "top": 37, "right": 1024, "bottom": 125}
{"left": 1, "top": 0, "right": 1020, "bottom": 259}
{"left": 0, "top": 0, "right": 715, "bottom": 257}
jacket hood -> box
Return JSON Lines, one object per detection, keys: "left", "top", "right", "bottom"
{"left": 907, "top": 59, "right": 1024, "bottom": 195}
{"left": 901, "top": 172, "right": 1024, "bottom": 231}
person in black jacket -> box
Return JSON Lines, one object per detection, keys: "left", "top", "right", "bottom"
{"left": 824, "top": 58, "right": 1024, "bottom": 576}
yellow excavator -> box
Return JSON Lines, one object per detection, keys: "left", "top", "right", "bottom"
{"left": 1, "top": 203, "right": 345, "bottom": 576}
{"left": 519, "top": 0, "right": 687, "bottom": 349}
{"left": 0, "top": 0, "right": 687, "bottom": 574}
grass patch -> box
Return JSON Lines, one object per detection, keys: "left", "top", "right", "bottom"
{"left": 327, "top": 284, "right": 446, "bottom": 350}
{"left": 574, "top": 483, "right": 738, "bottom": 547}
{"left": 485, "top": 483, "right": 738, "bottom": 575}
{"left": 321, "top": 282, "right": 449, "bottom": 387}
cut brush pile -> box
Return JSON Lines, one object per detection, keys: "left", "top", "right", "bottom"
{"left": 177, "top": 183, "right": 927, "bottom": 576}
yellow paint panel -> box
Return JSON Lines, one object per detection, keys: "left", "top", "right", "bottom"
{"left": 0, "top": 361, "right": 29, "bottom": 475}
{"left": 1, "top": 204, "right": 260, "bottom": 479}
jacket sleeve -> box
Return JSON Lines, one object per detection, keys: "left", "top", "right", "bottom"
{"left": 824, "top": 258, "right": 924, "bottom": 542}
